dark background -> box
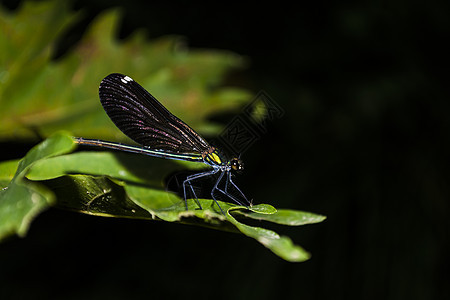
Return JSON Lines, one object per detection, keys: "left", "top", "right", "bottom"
{"left": 1, "top": 0, "right": 449, "bottom": 299}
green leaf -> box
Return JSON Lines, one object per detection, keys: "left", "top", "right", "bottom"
{"left": 44, "top": 175, "right": 152, "bottom": 219}
{"left": 0, "top": 159, "right": 19, "bottom": 188}
{"left": 0, "top": 0, "right": 251, "bottom": 142}
{"left": 27, "top": 151, "right": 203, "bottom": 185}
{"left": 0, "top": 132, "right": 326, "bottom": 261}
{"left": 227, "top": 209, "right": 311, "bottom": 262}
{"left": 235, "top": 208, "right": 327, "bottom": 226}
{"left": 0, "top": 132, "right": 76, "bottom": 241}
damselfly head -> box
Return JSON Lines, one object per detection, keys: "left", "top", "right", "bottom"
{"left": 229, "top": 157, "right": 244, "bottom": 173}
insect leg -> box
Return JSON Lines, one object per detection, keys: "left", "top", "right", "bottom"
{"left": 210, "top": 171, "right": 226, "bottom": 215}
{"left": 226, "top": 171, "right": 250, "bottom": 206}
{"left": 182, "top": 168, "right": 218, "bottom": 210}
{"left": 214, "top": 171, "right": 249, "bottom": 207}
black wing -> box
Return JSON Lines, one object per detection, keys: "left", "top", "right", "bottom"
{"left": 99, "top": 73, "right": 211, "bottom": 154}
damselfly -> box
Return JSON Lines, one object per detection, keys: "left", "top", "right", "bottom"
{"left": 75, "top": 73, "right": 250, "bottom": 214}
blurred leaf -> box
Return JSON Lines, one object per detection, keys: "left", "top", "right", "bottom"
{"left": 0, "top": 131, "right": 76, "bottom": 241}
{"left": 0, "top": 159, "right": 19, "bottom": 188}
{"left": 0, "top": 132, "right": 325, "bottom": 261}
{"left": 0, "top": 0, "right": 251, "bottom": 141}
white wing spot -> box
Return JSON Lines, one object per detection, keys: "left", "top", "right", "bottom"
{"left": 121, "top": 75, "right": 133, "bottom": 84}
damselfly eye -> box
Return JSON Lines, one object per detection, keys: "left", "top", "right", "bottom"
{"left": 230, "top": 158, "right": 244, "bottom": 172}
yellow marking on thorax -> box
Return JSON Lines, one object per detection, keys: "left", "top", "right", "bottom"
{"left": 208, "top": 151, "right": 222, "bottom": 164}
{"left": 203, "top": 148, "right": 222, "bottom": 165}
